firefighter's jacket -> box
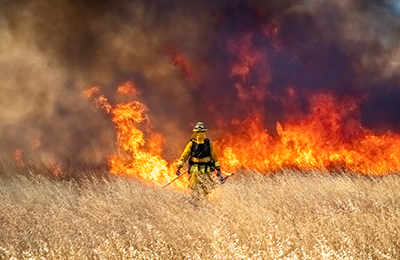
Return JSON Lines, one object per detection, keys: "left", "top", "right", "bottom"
{"left": 177, "top": 132, "right": 220, "bottom": 170}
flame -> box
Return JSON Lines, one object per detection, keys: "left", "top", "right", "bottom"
{"left": 217, "top": 93, "right": 400, "bottom": 174}
{"left": 87, "top": 83, "right": 187, "bottom": 189}
{"left": 84, "top": 85, "right": 100, "bottom": 98}
{"left": 117, "top": 80, "right": 139, "bottom": 96}
{"left": 212, "top": 27, "right": 400, "bottom": 175}
{"left": 87, "top": 82, "right": 400, "bottom": 191}
{"left": 85, "top": 20, "right": 400, "bottom": 186}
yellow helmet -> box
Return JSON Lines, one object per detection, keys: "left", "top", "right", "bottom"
{"left": 193, "top": 122, "right": 207, "bottom": 132}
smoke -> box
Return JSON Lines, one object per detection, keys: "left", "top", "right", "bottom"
{"left": 1, "top": 0, "right": 400, "bottom": 165}
{"left": 285, "top": 0, "right": 400, "bottom": 131}
{"left": 0, "top": 0, "right": 214, "bottom": 164}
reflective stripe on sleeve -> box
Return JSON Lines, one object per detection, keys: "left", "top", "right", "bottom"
{"left": 177, "top": 161, "right": 184, "bottom": 167}
{"left": 214, "top": 161, "right": 220, "bottom": 168}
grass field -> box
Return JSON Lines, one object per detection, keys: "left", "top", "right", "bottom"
{"left": 1, "top": 162, "right": 400, "bottom": 259}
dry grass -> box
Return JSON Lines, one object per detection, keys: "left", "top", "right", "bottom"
{"left": 1, "top": 162, "right": 400, "bottom": 259}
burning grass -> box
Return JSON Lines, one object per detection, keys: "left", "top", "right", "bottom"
{"left": 1, "top": 163, "right": 400, "bottom": 259}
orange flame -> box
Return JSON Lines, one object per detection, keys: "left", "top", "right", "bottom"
{"left": 86, "top": 26, "right": 400, "bottom": 184}
{"left": 87, "top": 83, "right": 187, "bottom": 188}
{"left": 84, "top": 85, "right": 100, "bottom": 98}
{"left": 87, "top": 81, "right": 400, "bottom": 191}
{"left": 217, "top": 93, "right": 400, "bottom": 174}
{"left": 117, "top": 80, "right": 139, "bottom": 96}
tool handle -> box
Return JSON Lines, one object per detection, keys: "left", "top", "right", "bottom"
{"left": 163, "top": 170, "right": 188, "bottom": 188}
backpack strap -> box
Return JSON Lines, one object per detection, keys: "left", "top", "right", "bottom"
{"left": 189, "top": 139, "right": 195, "bottom": 166}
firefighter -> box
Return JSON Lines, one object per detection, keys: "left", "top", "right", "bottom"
{"left": 176, "top": 122, "right": 224, "bottom": 201}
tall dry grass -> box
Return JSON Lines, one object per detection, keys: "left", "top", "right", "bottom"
{"left": 1, "top": 162, "right": 400, "bottom": 259}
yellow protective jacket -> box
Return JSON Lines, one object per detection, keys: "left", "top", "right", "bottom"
{"left": 177, "top": 132, "right": 220, "bottom": 170}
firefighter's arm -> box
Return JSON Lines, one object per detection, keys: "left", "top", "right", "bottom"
{"left": 177, "top": 141, "right": 193, "bottom": 168}
{"left": 210, "top": 141, "right": 220, "bottom": 170}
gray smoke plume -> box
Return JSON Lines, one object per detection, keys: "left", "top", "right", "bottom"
{"left": 0, "top": 0, "right": 399, "bottom": 166}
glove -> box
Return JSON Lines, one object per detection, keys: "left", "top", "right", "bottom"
{"left": 176, "top": 165, "right": 182, "bottom": 176}
{"left": 216, "top": 169, "right": 225, "bottom": 183}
